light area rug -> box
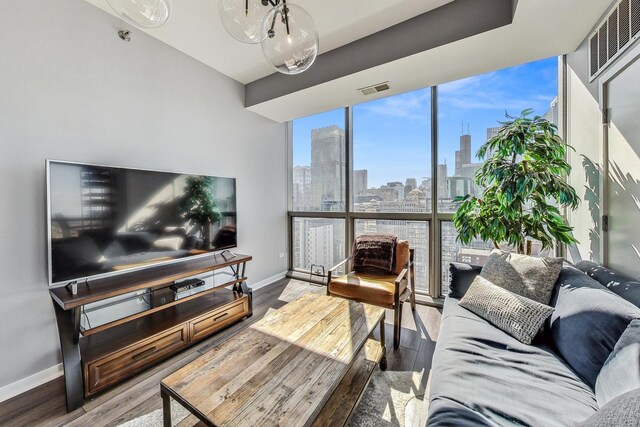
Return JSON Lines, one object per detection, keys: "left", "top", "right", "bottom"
{"left": 119, "top": 370, "right": 428, "bottom": 427}
{"left": 348, "top": 370, "right": 428, "bottom": 427}
{"left": 276, "top": 280, "right": 325, "bottom": 303}
{"left": 118, "top": 399, "right": 190, "bottom": 427}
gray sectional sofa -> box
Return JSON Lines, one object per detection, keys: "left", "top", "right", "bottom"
{"left": 427, "top": 261, "right": 640, "bottom": 426}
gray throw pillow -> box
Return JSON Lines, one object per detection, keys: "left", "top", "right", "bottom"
{"left": 595, "top": 319, "right": 640, "bottom": 407}
{"left": 459, "top": 276, "right": 555, "bottom": 344}
{"left": 578, "top": 389, "right": 640, "bottom": 427}
{"left": 549, "top": 266, "right": 640, "bottom": 389}
{"left": 480, "top": 250, "right": 563, "bottom": 304}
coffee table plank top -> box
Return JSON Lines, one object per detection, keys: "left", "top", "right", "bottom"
{"left": 162, "top": 293, "right": 385, "bottom": 427}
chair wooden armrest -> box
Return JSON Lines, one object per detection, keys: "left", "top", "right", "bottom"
{"left": 395, "top": 268, "right": 408, "bottom": 289}
{"left": 395, "top": 268, "right": 409, "bottom": 294}
{"left": 327, "top": 256, "right": 352, "bottom": 283}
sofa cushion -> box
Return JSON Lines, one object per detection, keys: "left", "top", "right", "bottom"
{"left": 328, "top": 273, "right": 406, "bottom": 308}
{"left": 576, "top": 260, "right": 640, "bottom": 308}
{"left": 459, "top": 276, "right": 554, "bottom": 344}
{"left": 578, "top": 389, "right": 640, "bottom": 427}
{"left": 448, "top": 262, "right": 482, "bottom": 298}
{"left": 548, "top": 265, "right": 640, "bottom": 389}
{"left": 595, "top": 319, "right": 640, "bottom": 407}
{"left": 428, "top": 297, "right": 598, "bottom": 426}
{"left": 480, "top": 250, "right": 563, "bottom": 304}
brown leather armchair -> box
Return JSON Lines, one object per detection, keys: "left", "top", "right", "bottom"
{"left": 327, "top": 241, "right": 415, "bottom": 350}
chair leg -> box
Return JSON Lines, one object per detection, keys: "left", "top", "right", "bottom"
{"left": 393, "top": 303, "right": 402, "bottom": 350}
{"left": 410, "top": 289, "right": 416, "bottom": 311}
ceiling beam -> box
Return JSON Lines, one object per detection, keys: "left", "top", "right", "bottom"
{"left": 245, "top": 0, "right": 515, "bottom": 107}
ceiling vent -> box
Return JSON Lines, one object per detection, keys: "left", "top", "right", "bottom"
{"left": 589, "top": 0, "right": 640, "bottom": 81}
{"left": 358, "top": 82, "right": 390, "bottom": 96}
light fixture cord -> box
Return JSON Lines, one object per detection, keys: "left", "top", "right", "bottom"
{"left": 283, "top": 0, "right": 290, "bottom": 35}
{"left": 245, "top": 0, "right": 249, "bottom": 17}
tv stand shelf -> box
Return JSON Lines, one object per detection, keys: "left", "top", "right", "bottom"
{"left": 81, "top": 277, "right": 247, "bottom": 337}
{"left": 50, "top": 253, "right": 253, "bottom": 412}
{"left": 51, "top": 253, "right": 252, "bottom": 309}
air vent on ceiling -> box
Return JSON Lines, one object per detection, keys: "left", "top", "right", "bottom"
{"left": 589, "top": 0, "right": 640, "bottom": 81}
{"left": 358, "top": 82, "right": 390, "bottom": 96}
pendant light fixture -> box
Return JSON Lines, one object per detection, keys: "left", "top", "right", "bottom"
{"left": 218, "top": 0, "right": 270, "bottom": 44}
{"left": 106, "top": 0, "right": 171, "bottom": 29}
{"left": 219, "top": 0, "right": 319, "bottom": 75}
{"left": 261, "top": 2, "right": 318, "bottom": 75}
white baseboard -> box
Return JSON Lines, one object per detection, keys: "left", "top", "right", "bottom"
{"left": 250, "top": 271, "right": 287, "bottom": 292}
{"left": 0, "top": 272, "right": 286, "bottom": 404}
{"left": 0, "top": 364, "right": 63, "bottom": 404}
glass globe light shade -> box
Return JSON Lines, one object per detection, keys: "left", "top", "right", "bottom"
{"left": 261, "top": 3, "right": 319, "bottom": 75}
{"left": 106, "top": 0, "right": 170, "bottom": 29}
{"left": 219, "top": 0, "right": 269, "bottom": 44}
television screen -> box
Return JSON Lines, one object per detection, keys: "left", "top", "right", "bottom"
{"left": 47, "top": 161, "right": 237, "bottom": 286}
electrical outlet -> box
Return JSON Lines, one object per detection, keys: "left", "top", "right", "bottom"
{"left": 279, "top": 252, "right": 286, "bottom": 259}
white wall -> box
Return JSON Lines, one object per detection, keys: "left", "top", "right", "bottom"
{"left": 565, "top": 3, "right": 640, "bottom": 280}
{"left": 0, "top": 0, "right": 287, "bottom": 392}
{"left": 565, "top": 37, "right": 603, "bottom": 263}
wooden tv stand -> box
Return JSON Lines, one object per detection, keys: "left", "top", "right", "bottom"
{"left": 49, "top": 253, "right": 252, "bottom": 412}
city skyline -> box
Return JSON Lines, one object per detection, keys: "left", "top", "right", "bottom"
{"left": 291, "top": 57, "right": 559, "bottom": 293}
{"left": 293, "top": 57, "right": 559, "bottom": 188}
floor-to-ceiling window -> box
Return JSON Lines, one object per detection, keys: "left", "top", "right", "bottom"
{"left": 290, "top": 109, "right": 347, "bottom": 276}
{"left": 436, "top": 59, "right": 560, "bottom": 295}
{"left": 288, "top": 57, "right": 559, "bottom": 297}
{"left": 351, "top": 89, "right": 431, "bottom": 292}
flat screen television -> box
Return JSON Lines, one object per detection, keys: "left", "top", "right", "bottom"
{"left": 47, "top": 160, "right": 237, "bottom": 286}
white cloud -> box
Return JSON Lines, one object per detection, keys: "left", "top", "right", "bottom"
{"left": 360, "top": 89, "right": 430, "bottom": 121}
{"left": 438, "top": 71, "right": 554, "bottom": 113}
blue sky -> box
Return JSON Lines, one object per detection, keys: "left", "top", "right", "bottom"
{"left": 293, "top": 57, "right": 559, "bottom": 188}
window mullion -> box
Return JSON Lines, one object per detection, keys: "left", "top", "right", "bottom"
{"left": 430, "top": 86, "right": 440, "bottom": 297}
{"left": 345, "top": 106, "right": 353, "bottom": 259}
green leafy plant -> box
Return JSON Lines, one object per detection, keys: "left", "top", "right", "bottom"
{"left": 179, "top": 176, "right": 221, "bottom": 240}
{"left": 453, "top": 109, "right": 580, "bottom": 255}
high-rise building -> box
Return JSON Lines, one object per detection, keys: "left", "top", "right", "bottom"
{"left": 353, "top": 169, "right": 368, "bottom": 196}
{"left": 420, "top": 178, "right": 432, "bottom": 194}
{"left": 306, "top": 221, "right": 335, "bottom": 273}
{"left": 311, "top": 126, "right": 345, "bottom": 211}
{"left": 544, "top": 97, "right": 559, "bottom": 126}
{"left": 292, "top": 166, "right": 311, "bottom": 210}
{"left": 294, "top": 218, "right": 345, "bottom": 273}
{"left": 437, "top": 162, "right": 448, "bottom": 198}
{"left": 461, "top": 163, "right": 484, "bottom": 194}
{"left": 447, "top": 176, "right": 473, "bottom": 198}
{"left": 405, "top": 178, "right": 417, "bottom": 190}
{"left": 484, "top": 126, "right": 502, "bottom": 160}
{"left": 386, "top": 182, "right": 405, "bottom": 200}
{"left": 486, "top": 126, "right": 501, "bottom": 142}
{"left": 460, "top": 163, "right": 481, "bottom": 182}
{"left": 455, "top": 133, "right": 471, "bottom": 176}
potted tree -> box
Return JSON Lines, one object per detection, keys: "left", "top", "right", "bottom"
{"left": 180, "top": 176, "right": 221, "bottom": 247}
{"left": 453, "top": 109, "right": 580, "bottom": 255}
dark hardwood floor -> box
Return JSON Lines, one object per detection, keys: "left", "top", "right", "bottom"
{"left": 0, "top": 279, "right": 441, "bottom": 427}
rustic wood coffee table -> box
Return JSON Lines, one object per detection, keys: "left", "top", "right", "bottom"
{"left": 161, "top": 292, "right": 387, "bottom": 427}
